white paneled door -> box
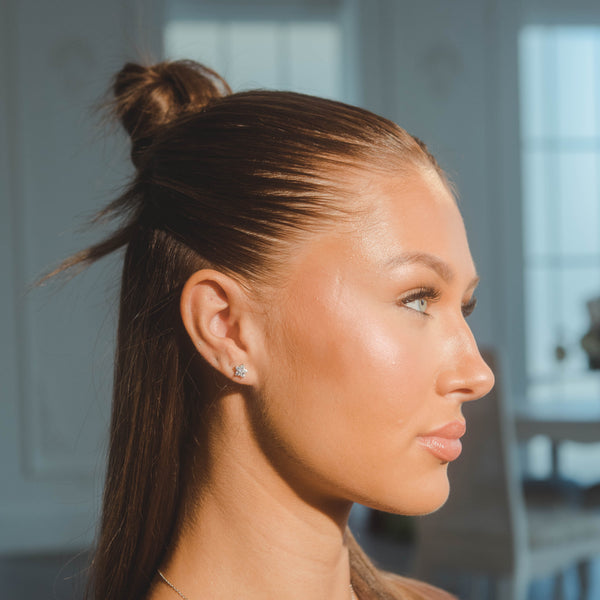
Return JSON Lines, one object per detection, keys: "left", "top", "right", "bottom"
{"left": 0, "top": 0, "right": 163, "bottom": 554}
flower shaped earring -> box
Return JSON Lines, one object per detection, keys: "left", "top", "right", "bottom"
{"left": 233, "top": 364, "right": 247, "bottom": 379}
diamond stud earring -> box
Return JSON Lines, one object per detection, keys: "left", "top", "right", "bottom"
{"left": 233, "top": 364, "right": 247, "bottom": 379}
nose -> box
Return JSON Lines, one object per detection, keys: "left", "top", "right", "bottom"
{"left": 435, "top": 332, "right": 495, "bottom": 402}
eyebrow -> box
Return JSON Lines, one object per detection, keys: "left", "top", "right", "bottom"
{"left": 385, "top": 251, "right": 480, "bottom": 289}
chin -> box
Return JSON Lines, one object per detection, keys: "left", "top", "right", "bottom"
{"left": 399, "top": 495, "right": 450, "bottom": 517}
{"left": 364, "top": 476, "right": 451, "bottom": 517}
{"left": 416, "top": 493, "right": 450, "bottom": 516}
{"left": 415, "top": 477, "right": 451, "bottom": 515}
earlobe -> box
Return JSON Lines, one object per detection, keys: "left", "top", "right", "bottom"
{"left": 180, "top": 270, "right": 255, "bottom": 384}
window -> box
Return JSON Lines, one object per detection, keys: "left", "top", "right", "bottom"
{"left": 519, "top": 26, "right": 600, "bottom": 406}
{"left": 164, "top": 1, "right": 353, "bottom": 103}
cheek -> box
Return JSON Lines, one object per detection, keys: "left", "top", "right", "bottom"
{"left": 357, "top": 310, "right": 432, "bottom": 390}
{"left": 256, "top": 288, "right": 449, "bottom": 513}
{"left": 265, "top": 291, "right": 434, "bottom": 450}
{"left": 311, "top": 299, "right": 433, "bottom": 415}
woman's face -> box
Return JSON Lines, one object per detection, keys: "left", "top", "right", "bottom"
{"left": 252, "top": 168, "right": 494, "bottom": 517}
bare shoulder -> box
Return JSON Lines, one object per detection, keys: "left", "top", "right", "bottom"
{"left": 382, "top": 572, "right": 457, "bottom": 600}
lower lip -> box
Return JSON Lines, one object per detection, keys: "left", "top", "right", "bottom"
{"left": 417, "top": 436, "right": 463, "bottom": 462}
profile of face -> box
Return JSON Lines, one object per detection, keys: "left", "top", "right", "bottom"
{"left": 248, "top": 167, "right": 495, "bottom": 517}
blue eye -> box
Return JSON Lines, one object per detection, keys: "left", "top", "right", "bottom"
{"left": 404, "top": 297, "right": 429, "bottom": 313}
{"left": 400, "top": 287, "right": 441, "bottom": 315}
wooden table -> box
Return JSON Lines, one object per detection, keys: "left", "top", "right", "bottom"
{"left": 515, "top": 404, "right": 600, "bottom": 475}
{"left": 516, "top": 404, "right": 600, "bottom": 444}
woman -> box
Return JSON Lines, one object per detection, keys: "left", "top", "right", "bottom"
{"left": 50, "top": 60, "right": 494, "bottom": 599}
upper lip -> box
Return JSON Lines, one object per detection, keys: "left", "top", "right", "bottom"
{"left": 419, "top": 420, "right": 466, "bottom": 439}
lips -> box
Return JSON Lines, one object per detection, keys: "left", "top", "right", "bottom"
{"left": 416, "top": 420, "right": 466, "bottom": 463}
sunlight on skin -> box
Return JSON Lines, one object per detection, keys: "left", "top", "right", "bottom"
{"left": 163, "top": 169, "right": 495, "bottom": 600}
{"left": 256, "top": 169, "right": 493, "bottom": 516}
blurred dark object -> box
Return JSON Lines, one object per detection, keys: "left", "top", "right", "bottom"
{"left": 555, "top": 344, "right": 567, "bottom": 362}
{"left": 522, "top": 477, "right": 583, "bottom": 508}
{"left": 583, "top": 482, "right": 600, "bottom": 509}
{"left": 581, "top": 297, "right": 600, "bottom": 370}
{"left": 368, "top": 509, "right": 415, "bottom": 543}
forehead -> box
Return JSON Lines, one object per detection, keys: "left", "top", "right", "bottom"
{"left": 346, "top": 169, "right": 474, "bottom": 272}
{"left": 270, "top": 169, "right": 478, "bottom": 314}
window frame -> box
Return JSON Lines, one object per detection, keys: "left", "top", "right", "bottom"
{"left": 491, "top": 0, "right": 600, "bottom": 406}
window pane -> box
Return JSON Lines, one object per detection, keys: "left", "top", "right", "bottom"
{"left": 558, "top": 151, "right": 600, "bottom": 256}
{"left": 289, "top": 21, "right": 343, "bottom": 100}
{"left": 165, "top": 11, "right": 347, "bottom": 99}
{"left": 519, "top": 26, "right": 548, "bottom": 140}
{"left": 165, "top": 21, "right": 224, "bottom": 71}
{"left": 555, "top": 28, "right": 598, "bottom": 138}
{"left": 525, "top": 264, "right": 600, "bottom": 401}
{"left": 522, "top": 149, "right": 553, "bottom": 258}
{"left": 521, "top": 25, "right": 600, "bottom": 406}
{"left": 525, "top": 265, "right": 559, "bottom": 378}
{"left": 227, "top": 22, "right": 281, "bottom": 90}
{"left": 559, "top": 265, "right": 600, "bottom": 373}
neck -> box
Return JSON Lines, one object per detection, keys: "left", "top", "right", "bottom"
{"left": 153, "top": 391, "right": 355, "bottom": 600}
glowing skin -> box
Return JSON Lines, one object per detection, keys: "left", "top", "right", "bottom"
{"left": 165, "top": 169, "right": 495, "bottom": 600}
{"left": 253, "top": 169, "right": 494, "bottom": 516}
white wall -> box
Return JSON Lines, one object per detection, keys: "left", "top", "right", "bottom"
{"left": 0, "top": 0, "right": 164, "bottom": 554}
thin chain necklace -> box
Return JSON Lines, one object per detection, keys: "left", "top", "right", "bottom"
{"left": 157, "top": 569, "right": 357, "bottom": 599}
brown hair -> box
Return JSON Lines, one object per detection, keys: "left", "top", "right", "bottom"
{"left": 48, "top": 60, "right": 454, "bottom": 600}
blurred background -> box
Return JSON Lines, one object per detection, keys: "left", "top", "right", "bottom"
{"left": 1, "top": 0, "right": 600, "bottom": 598}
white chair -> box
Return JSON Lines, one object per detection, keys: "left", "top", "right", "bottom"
{"left": 413, "top": 349, "right": 600, "bottom": 600}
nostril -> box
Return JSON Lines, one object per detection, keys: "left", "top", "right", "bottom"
{"left": 455, "top": 387, "right": 478, "bottom": 396}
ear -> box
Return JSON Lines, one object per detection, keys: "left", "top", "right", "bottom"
{"left": 180, "top": 269, "right": 258, "bottom": 385}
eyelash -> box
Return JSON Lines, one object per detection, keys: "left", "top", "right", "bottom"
{"left": 400, "top": 287, "right": 477, "bottom": 318}
{"left": 400, "top": 287, "right": 441, "bottom": 314}
{"left": 462, "top": 297, "right": 477, "bottom": 318}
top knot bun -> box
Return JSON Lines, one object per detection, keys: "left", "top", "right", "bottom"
{"left": 113, "top": 60, "right": 231, "bottom": 168}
